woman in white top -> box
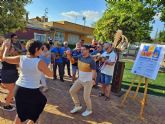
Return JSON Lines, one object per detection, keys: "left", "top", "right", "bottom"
{"left": 2, "top": 40, "right": 53, "bottom": 124}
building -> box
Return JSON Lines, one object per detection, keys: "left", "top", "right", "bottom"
{"left": 10, "top": 16, "right": 94, "bottom": 44}
{"left": 15, "top": 19, "right": 49, "bottom": 42}
{"left": 44, "top": 21, "right": 94, "bottom": 44}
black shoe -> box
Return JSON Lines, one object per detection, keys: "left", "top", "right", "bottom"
{"left": 99, "top": 92, "right": 105, "bottom": 97}
{"left": 1, "top": 105, "right": 16, "bottom": 111}
{"left": 105, "top": 96, "right": 110, "bottom": 101}
{"left": 60, "top": 79, "right": 64, "bottom": 82}
{"left": 53, "top": 77, "right": 57, "bottom": 80}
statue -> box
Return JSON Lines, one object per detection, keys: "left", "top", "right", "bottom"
{"left": 113, "top": 30, "right": 128, "bottom": 60}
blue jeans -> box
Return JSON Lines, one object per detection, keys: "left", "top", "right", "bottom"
{"left": 101, "top": 73, "right": 112, "bottom": 85}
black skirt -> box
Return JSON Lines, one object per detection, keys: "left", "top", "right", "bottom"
{"left": 1, "top": 69, "right": 18, "bottom": 83}
{"left": 14, "top": 85, "right": 47, "bottom": 123}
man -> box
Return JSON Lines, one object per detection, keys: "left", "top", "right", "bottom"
{"left": 89, "top": 39, "right": 98, "bottom": 53}
{"left": 67, "top": 45, "right": 96, "bottom": 117}
{"left": 91, "top": 44, "right": 104, "bottom": 88}
{"left": 10, "top": 33, "right": 22, "bottom": 54}
{"left": 100, "top": 43, "right": 117, "bottom": 101}
{"left": 62, "top": 41, "right": 71, "bottom": 77}
{"left": 51, "top": 41, "right": 64, "bottom": 82}
{"left": 79, "top": 39, "right": 84, "bottom": 47}
{"left": 70, "top": 42, "right": 81, "bottom": 83}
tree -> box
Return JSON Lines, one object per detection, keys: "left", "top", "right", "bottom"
{"left": 142, "top": 0, "right": 165, "bottom": 22}
{"left": 157, "top": 30, "right": 165, "bottom": 43}
{"left": 94, "top": 1, "right": 155, "bottom": 43}
{"left": 0, "top": 0, "right": 32, "bottom": 35}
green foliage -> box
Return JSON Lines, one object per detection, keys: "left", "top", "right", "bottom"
{"left": 157, "top": 30, "right": 165, "bottom": 43}
{"left": 68, "top": 44, "right": 75, "bottom": 50}
{"left": 142, "top": 0, "right": 165, "bottom": 22}
{"left": 0, "top": 0, "right": 32, "bottom": 35}
{"left": 94, "top": 1, "right": 155, "bottom": 43}
{"left": 123, "top": 61, "right": 165, "bottom": 97}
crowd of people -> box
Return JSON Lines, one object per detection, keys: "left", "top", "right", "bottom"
{"left": 0, "top": 33, "right": 117, "bottom": 123}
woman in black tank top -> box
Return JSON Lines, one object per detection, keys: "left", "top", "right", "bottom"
{"left": 0, "top": 38, "right": 19, "bottom": 111}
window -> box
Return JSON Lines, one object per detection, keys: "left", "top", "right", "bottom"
{"left": 34, "top": 33, "right": 46, "bottom": 42}
{"left": 68, "top": 34, "right": 80, "bottom": 44}
{"left": 54, "top": 31, "right": 64, "bottom": 42}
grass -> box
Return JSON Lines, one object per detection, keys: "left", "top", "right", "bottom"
{"left": 122, "top": 60, "right": 165, "bottom": 97}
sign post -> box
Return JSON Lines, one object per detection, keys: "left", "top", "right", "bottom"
{"left": 121, "top": 44, "right": 165, "bottom": 119}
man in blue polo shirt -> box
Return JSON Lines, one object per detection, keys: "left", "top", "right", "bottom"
{"left": 51, "top": 42, "right": 64, "bottom": 82}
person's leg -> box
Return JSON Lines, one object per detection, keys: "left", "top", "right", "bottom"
{"left": 53, "top": 62, "right": 57, "bottom": 79}
{"left": 100, "top": 73, "right": 106, "bottom": 96}
{"left": 104, "top": 75, "right": 112, "bottom": 100}
{"left": 69, "top": 80, "right": 83, "bottom": 107}
{"left": 63, "top": 60, "right": 66, "bottom": 76}
{"left": 27, "top": 120, "right": 34, "bottom": 124}
{"left": 40, "top": 73, "right": 47, "bottom": 87}
{"left": 82, "top": 81, "right": 93, "bottom": 111}
{"left": 72, "top": 65, "right": 77, "bottom": 82}
{"left": 66, "top": 61, "right": 71, "bottom": 76}
{"left": 105, "top": 85, "right": 112, "bottom": 98}
{"left": 94, "top": 71, "right": 101, "bottom": 88}
{"left": 72, "top": 74, "right": 76, "bottom": 83}
{"left": 58, "top": 62, "right": 64, "bottom": 81}
{"left": 41, "top": 74, "right": 48, "bottom": 92}
{"left": 3, "top": 83, "right": 15, "bottom": 105}
{"left": 14, "top": 114, "right": 22, "bottom": 124}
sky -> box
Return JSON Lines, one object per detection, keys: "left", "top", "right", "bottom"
{"left": 25, "top": 0, "right": 164, "bottom": 38}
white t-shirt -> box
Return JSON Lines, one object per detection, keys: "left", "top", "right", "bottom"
{"left": 101, "top": 51, "right": 117, "bottom": 76}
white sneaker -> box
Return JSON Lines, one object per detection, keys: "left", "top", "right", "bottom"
{"left": 70, "top": 106, "right": 82, "bottom": 113}
{"left": 82, "top": 110, "right": 92, "bottom": 117}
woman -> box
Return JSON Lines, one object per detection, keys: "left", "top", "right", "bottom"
{"left": 39, "top": 42, "right": 51, "bottom": 92}
{"left": 0, "top": 38, "right": 19, "bottom": 111}
{"left": 2, "top": 40, "right": 53, "bottom": 124}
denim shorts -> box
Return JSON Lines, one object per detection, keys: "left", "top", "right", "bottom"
{"left": 72, "top": 65, "right": 78, "bottom": 75}
{"left": 101, "top": 73, "right": 112, "bottom": 85}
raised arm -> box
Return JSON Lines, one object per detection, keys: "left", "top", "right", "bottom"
{"left": 38, "top": 60, "right": 53, "bottom": 78}
{"left": 0, "top": 45, "right": 5, "bottom": 61}
{"left": 1, "top": 42, "right": 20, "bottom": 64}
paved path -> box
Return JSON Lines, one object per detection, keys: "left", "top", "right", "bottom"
{"left": 0, "top": 77, "right": 165, "bottom": 124}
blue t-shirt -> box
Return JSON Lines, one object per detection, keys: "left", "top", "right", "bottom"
{"left": 51, "top": 47, "right": 64, "bottom": 63}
